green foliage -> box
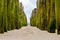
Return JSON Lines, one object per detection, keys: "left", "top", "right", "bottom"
{"left": 4, "top": 0, "right": 8, "bottom": 32}
{"left": 7, "top": 0, "right": 16, "bottom": 30}
{"left": 46, "top": 0, "right": 56, "bottom": 33}
{"left": 20, "top": 13, "right": 27, "bottom": 26}
{"left": 0, "top": 0, "right": 25, "bottom": 34}
{"left": 30, "top": 0, "right": 56, "bottom": 33}
{"left": 55, "top": 0, "right": 60, "bottom": 34}
{"left": 30, "top": 17, "right": 36, "bottom": 26}
{"left": 19, "top": 3, "right": 27, "bottom": 26}
{"left": 15, "top": 0, "right": 20, "bottom": 29}
{"left": 7, "top": 0, "right": 12, "bottom": 30}
{"left": 36, "top": 0, "right": 47, "bottom": 30}
{"left": 47, "top": 18, "right": 56, "bottom": 33}
{"left": 30, "top": 8, "right": 37, "bottom": 26}
{"left": 0, "top": 0, "right": 4, "bottom": 33}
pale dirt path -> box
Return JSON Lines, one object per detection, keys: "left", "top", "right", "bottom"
{"left": 0, "top": 26, "right": 60, "bottom": 40}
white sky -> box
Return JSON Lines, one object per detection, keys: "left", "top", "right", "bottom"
{"left": 19, "top": 0, "right": 37, "bottom": 23}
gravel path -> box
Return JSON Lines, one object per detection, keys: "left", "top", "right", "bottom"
{"left": 0, "top": 26, "right": 60, "bottom": 40}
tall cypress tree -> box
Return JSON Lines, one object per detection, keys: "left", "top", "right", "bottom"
{"left": 36, "top": 0, "right": 41, "bottom": 29}
{"left": 30, "top": 8, "right": 37, "bottom": 26}
{"left": 55, "top": 0, "right": 60, "bottom": 34}
{"left": 47, "top": 0, "right": 56, "bottom": 33}
{"left": 15, "top": 0, "right": 20, "bottom": 29}
{"left": 0, "top": 0, "right": 4, "bottom": 33}
{"left": 3, "top": 0, "right": 8, "bottom": 32}
{"left": 36, "top": 0, "right": 47, "bottom": 30}
{"left": 19, "top": 3, "right": 27, "bottom": 26}
{"left": 7, "top": 0, "right": 12, "bottom": 30}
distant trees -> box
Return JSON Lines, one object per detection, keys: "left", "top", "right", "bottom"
{"left": 19, "top": 3, "right": 27, "bottom": 26}
{"left": 30, "top": 8, "right": 37, "bottom": 26}
{"left": 0, "top": 0, "right": 27, "bottom": 33}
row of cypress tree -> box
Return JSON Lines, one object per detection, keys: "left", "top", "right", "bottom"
{"left": 30, "top": 8, "right": 37, "bottom": 26}
{"left": 19, "top": 3, "right": 27, "bottom": 26}
{"left": 0, "top": 0, "right": 27, "bottom": 33}
{"left": 30, "top": 0, "right": 60, "bottom": 34}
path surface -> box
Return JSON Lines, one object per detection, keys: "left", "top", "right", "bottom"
{"left": 0, "top": 26, "right": 60, "bottom": 40}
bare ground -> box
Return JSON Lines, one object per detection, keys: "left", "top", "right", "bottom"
{"left": 0, "top": 26, "right": 60, "bottom": 40}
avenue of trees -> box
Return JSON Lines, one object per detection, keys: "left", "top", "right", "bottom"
{"left": 30, "top": 0, "right": 60, "bottom": 34}
{"left": 0, "top": 0, "right": 27, "bottom": 33}
{"left": 0, "top": 0, "right": 60, "bottom": 35}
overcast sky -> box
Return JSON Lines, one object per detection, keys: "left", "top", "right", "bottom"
{"left": 19, "top": 0, "right": 37, "bottom": 23}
